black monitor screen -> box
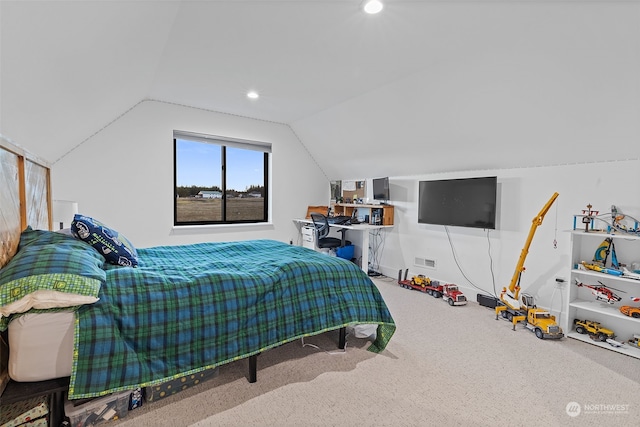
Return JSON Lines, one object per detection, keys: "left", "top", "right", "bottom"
{"left": 373, "top": 177, "right": 390, "bottom": 201}
{"left": 418, "top": 176, "right": 497, "bottom": 229}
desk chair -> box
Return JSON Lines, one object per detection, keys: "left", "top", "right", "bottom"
{"left": 310, "top": 213, "right": 351, "bottom": 250}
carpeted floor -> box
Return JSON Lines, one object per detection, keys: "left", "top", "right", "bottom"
{"left": 111, "top": 276, "right": 640, "bottom": 426}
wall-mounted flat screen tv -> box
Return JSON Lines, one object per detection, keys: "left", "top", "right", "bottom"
{"left": 373, "top": 177, "right": 390, "bottom": 202}
{"left": 418, "top": 176, "right": 497, "bottom": 229}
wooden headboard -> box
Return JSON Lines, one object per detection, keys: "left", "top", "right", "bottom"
{"left": 0, "top": 136, "right": 52, "bottom": 268}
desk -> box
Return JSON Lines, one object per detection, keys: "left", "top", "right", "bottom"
{"left": 293, "top": 219, "right": 391, "bottom": 274}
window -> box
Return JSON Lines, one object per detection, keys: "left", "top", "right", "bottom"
{"left": 174, "top": 130, "right": 270, "bottom": 225}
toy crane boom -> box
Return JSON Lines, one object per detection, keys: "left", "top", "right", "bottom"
{"left": 502, "top": 192, "right": 559, "bottom": 308}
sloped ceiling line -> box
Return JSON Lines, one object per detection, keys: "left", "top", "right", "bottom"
{"left": 52, "top": 100, "right": 147, "bottom": 165}
{"left": 52, "top": 97, "right": 291, "bottom": 165}
{"left": 285, "top": 125, "right": 330, "bottom": 182}
{"left": 51, "top": 98, "right": 330, "bottom": 184}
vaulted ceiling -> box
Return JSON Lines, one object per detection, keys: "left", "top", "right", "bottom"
{"left": 1, "top": 1, "right": 639, "bottom": 180}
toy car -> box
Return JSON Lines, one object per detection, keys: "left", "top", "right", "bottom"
{"left": 573, "top": 319, "right": 615, "bottom": 342}
{"left": 619, "top": 306, "right": 640, "bottom": 318}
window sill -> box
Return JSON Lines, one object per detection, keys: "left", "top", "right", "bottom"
{"left": 170, "top": 222, "right": 274, "bottom": 235}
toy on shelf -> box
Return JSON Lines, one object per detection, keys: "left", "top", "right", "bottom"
{"left": 606, "top": 337, "right": 626, "bottom": 348}
{"left": 579, "top": 261, "right": 623, "bottom": 276}
{"left": 619, "top": 306, "right": 640, "bottom": 318}
{"left": 575, "top": 203, "right": 600, "bottom": 232}
{"left": 593, "top": 237, "right": 617, "bottom": 265}
{"left": 573, "top": 203, "right": 640, "bottom": 234}
{"left": 577, "top": 235, "right": 640, "bottom": 279}
{"left": 621, "top": 267, "right": 640, "bottom": 281}
{"left": 608, "top": 205, "right": 640, "bottom": 234}
{"left": 627, "top": 335, "right": 640, "bottom": 349}
{"left": 584, "top": 237, "right": 623, "bottom": 276}
{"left": 573, "top": 319, "right": 615, "bottom": 342}
{"left": 573, "top": 279, "right": 623, "bottom": 304}
{"left": 396, "top": 269, "right": 467, "bottom": 306}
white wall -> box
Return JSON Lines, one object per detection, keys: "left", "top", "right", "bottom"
{"left": 49, "top": 97, "right": 640, "bottom": 324}
{"left": 51, "top": 100, "right": 330, "bottom": 248}
{"left": 367, "top": 160, "right": 640, "bottom": 319}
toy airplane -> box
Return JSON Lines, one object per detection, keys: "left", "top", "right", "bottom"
{"left": 621, "top": 267, "right": 640, "bottom": 281}
{"left": 574, "top": 279, "right": 623, "bottom": 304}
{"left": 606, "top": 338, "right": 625, "bottom": 348}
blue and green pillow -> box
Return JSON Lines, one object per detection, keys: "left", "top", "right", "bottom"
{"left": 71, "top": 214, "right": 138, "bottom": 267}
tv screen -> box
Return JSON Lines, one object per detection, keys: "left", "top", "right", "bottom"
{"left": 373, "top": 177, "right": 390, "bottom": 202}
{"left": 418, "top": 176, "right": 497, "bottom": 229}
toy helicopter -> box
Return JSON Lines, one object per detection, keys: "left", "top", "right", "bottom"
{"left": 574, "top": 279, "right": 624, "bottom": 304}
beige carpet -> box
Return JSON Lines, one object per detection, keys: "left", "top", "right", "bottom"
{"left": 111, "top": 276, "right": 640, "bottom": 426}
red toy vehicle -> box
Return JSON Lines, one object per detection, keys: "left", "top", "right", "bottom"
{"left": 397, "top": 269, "right": 467, "bottom": 306}
{"left": 440, "top": 283, "right": 467, "bottom": 306}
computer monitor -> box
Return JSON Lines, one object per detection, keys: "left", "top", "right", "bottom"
{"left": 372, "top": 177, "right": 390, "bottom": 203}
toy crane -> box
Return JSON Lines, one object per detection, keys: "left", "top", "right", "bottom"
{"left": 498, "top": 192, "right": 559, "bottom": 313}
{"left": 495, "top": 193, "right": 564, "bottom": 340}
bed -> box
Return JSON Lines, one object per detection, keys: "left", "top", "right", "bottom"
{"left": 0, "top": 137, "right": 395, "bottom": 404}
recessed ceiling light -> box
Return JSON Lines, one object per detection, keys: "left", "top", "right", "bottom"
{"left": 247, "top": 91, "right": 259, "bottom": 99}
{"left": 363, "top": 0, "right": 383, "bottom": 14}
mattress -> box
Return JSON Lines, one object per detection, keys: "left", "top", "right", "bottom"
{"left": 8, "top": 311, "right": 74, "bottom": 381}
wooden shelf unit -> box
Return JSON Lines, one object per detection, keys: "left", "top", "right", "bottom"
{"left": 333, "top": 203, "right": 394, "bottom": 226}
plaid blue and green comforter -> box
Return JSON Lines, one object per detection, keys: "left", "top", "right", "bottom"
{"left": 69, "top": 239, "right": 395, "bottom": 398}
